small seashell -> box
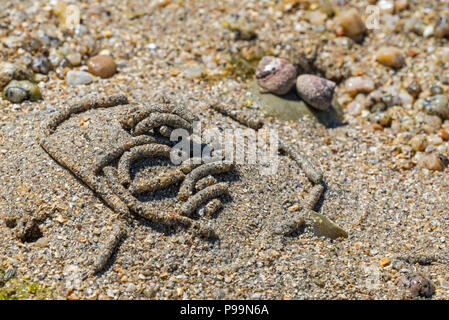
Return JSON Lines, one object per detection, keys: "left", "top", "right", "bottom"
{"left": 255, "top": 56, "right": 296, "bottom": 95}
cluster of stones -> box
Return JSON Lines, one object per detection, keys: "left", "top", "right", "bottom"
{"left": 255, "top": 56, "right": 336, "bottom": 111}
{"left": 0, "top": 31, "right": 118, "bottom": 104}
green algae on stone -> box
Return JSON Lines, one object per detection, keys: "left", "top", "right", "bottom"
{"left": 247, "top": 80, "right": 343, "bottom": 127}
{"left": 309, "top": 210, "right": 348, "bottom": 240}
{"left": 0, "top": 270, "right": 53, "bottom": 300}
{"left": 3, "top": 80, "right": 42, "bottom": 103}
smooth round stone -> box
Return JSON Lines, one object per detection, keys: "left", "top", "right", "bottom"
{"left": 423, "top": 95, "right": 449, "bottom": 120}
{"left": 87, "top": 54, "right": 117, "bottom": 78}
{"left": 255, "top": 56, "right": 296, "bottom": 95}
{"left": 32, "top": 55, "right": 52, "bottom": 74}
{"left": 376, "top": 47, "right": 405, "bottom": 68}
{"left": 2, "top": 80, "right": 42, "bottom": 103}
{"left": 296, "top": 74, "right": 336, "bottom": 110}
{"left": 66, "top": 70, "right": 93, "bottom": 86}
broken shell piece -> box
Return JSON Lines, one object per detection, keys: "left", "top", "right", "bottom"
{"left": 309, "top": 210, "right": 348, "bottom": 239}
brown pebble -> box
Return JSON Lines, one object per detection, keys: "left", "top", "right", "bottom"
{"left": 337, "top": 8, "right": 366, "bottom": 41}
{"left": 256, "top": 56, "right": 296, "bottom": 95}
{"left": 438, "top": 129, "right": 449, "bottom": 141}
{"left": 87, "top": 54, "right": 117, "bottom": 78}
{"left": 376, "top": 47, "right": 405, "bottom": 69}
{"left": 296, "top": 74, "right": 336, "bottom": 110}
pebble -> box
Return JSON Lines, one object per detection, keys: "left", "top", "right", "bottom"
{"left": 423, "top": 25, "right": 434, "bottom": 38}
{"left": 409, "top": 135, "right": 427, "bottom": 152}
{"left": 296, "top": 74, "right": 336, "bottom": 110}
{"left": 417, "top": 153, "right": 446, "bottom": 171}
{"left": 345, "top": 76, "right": 375, "bottom": 95}
{"left": 378, "top": 0, "right": 395, "bottom": 14}
{"left": 430, "top": 85, "right": 443, "bottom": 96}
{"left": 34, "top": 236, "right": 49, "bottom": 248}
{"left": 376, "top": 47, "right": 405, "bottom": 69}
{"left": 147, "top": 43, "right": 157, "bottom": 50}
{"left": 49, "top": 50, "right": 63, "bottom": 68}
{"left": 347, "top": 100, "right": 364, "bottom": 116}
{"left": 435, "top": 15, "right": 449, "bottom": 38}
{"left": 38, "top": 33, "right": 60, "bottom": 48}
{"left": 66, "top": 52, "right": 82, "bottom": 67}
{"left": 368, "top": 111, "right": 392, "bottom": 127}
{"left": 2, "top": 80, "right": 42, "bottom": 103}
{"left": 3, "top": 268, "right": 16, "bottom": 282}
{"left": 379, "top": 258, "right": 390, "bottom": 267}
{"left": 400, "top": 274, "right": 435, "bottom": 298}
{"left": 437, "top": 129, "right": 449, "bottom": 141}
{"left": 32, "top": 55, "right": 52, "bottom": 75}
{"left": 427, "top": 135, "right": 443, "bottom": 146}
{"left": 0, "top": 62, "right": 35, "bottom": 90}
{"left": 58, "top": 57, "right": 73, "bottom": 69}
{"left": 66, "top": 70, "right": 93, "bottom": 86}
{"left": 423, "top": 95, "right": 449, "bottom": 120}
{"left": 87, "top": 54, "right": 117, "bottom": 78}
{"left": 337, "top": 9, "right": 366, "bottom": 41}
{"left": 381, "top": 94, "right": 401, "bottom": 108}
{"left": 406, "top": 81, "right": 422, "bottom": 98}
{"left": 182, "top": 63, "right": 205, "bottom": 79}
{"left": 255, "top": 56, "right": 296, "bottom": 95}
{"left": 306, "top": 11, "right": 327, "bottom": 25}
{"left": 126, "top": 283, "right": 136, "bottom": 292}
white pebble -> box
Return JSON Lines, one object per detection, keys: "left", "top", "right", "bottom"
{"left": 66, "top": 70, "right": 93, "bottom": 86}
